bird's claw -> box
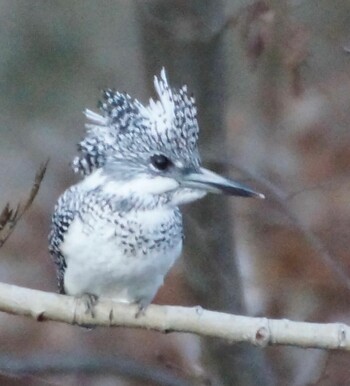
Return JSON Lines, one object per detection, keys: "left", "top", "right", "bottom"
{"left": 81, "top": 293, "right": 99, "bottom": 318}
{"left": 135, "top": 302, "right": 148, "bottom": 319}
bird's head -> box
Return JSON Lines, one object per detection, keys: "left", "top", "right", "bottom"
{"left": 73, "top": 69, "right": 264, "bottom": 207}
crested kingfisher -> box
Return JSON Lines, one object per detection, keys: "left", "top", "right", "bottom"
{"left": 49, "top": 69, "right": 264, "bottom": 313}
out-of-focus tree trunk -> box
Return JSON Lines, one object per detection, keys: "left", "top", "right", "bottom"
{"left": 138, "top": 1, "right": 275, "bottom": 385}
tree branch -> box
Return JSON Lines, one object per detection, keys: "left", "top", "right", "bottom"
{"left": 0, "top": 282, "right": 348, "bottom": 351}
{"left": 0, "top": 160, "right": 49, "bottom": 248}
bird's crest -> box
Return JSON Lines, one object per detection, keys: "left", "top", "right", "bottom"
{"left": 72, "top": 68, "right": 200, "bottom": 176}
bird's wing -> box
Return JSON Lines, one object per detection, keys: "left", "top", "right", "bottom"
{"left": 48, "top": 187, "right": 79, "bottom": 294}
{"left": 49, "top": 184, "right": 133, "bottom": 293}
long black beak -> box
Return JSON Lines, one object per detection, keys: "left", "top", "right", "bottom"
{"left": 181, "top": 167, "right": 265, "bottom": 199}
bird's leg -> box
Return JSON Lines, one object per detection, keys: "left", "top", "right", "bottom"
{"left": 80, "top": 293, "right": 99, "bottom": 318}
{"left": 135, "top": 299, "right": 149, "bottom": 319}
{"left": 73, "top": 293, "right": 99, "bottom": 329}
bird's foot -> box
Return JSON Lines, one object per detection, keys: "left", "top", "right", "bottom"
{"left": 135, "top": 300, "right": 149, "bottom": 319}
{"left": 81, "top": 293, "right": 99, "bottom": 317}
{"left": 73, "top": 293, "right": 99, "bottom": 329}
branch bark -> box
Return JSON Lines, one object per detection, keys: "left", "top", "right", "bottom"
{"left": 0, "top": 282, "right": 349, "bottom": 351}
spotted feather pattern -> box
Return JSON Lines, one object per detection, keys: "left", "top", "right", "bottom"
{"left": 72, "top": 68, "right": 201, "bottom": 176}
{"left": 48, "top": 187, "right": 80, "bottom": 293}
{"left": 48, "top": 182, "right": 183, "bottom": 293}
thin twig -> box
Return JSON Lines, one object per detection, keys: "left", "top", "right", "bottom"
{"left": 0, "top": 160, "right": 49, "bottom": 248}
{"left": 0, "top": 204, "right": 18, "bottom": 232}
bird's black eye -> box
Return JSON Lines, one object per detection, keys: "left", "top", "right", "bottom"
{"left": 150, "top": 154, "right": 172, "bottom": 171}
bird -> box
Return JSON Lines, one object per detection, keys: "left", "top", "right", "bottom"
{"left": 49, "top": 68, "right": 264, "bottom": 315}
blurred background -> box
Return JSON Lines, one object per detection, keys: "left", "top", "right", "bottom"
{"left": 0, "top": 1, "right": 350, "bottom": 385}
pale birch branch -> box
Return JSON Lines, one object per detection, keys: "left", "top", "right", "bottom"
{"left": 0, "top": 282, "right": 349, "bottom": 351}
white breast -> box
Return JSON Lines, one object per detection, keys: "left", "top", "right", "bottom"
{"left": 61, "top": 207, "right": 182, "bottom": 305}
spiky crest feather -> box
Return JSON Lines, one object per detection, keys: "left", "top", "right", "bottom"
{"left": 72, "top": 68, "right": 200, "bottom": 176}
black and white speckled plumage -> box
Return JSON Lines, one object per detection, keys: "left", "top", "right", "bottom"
{"left": 49, "top": 187, "right": 79, "bottom": 293}
{"left": 49, "top": 183, "right": 183, "bottom": 295}
{"left": 49, "top": 69, "right": 203, "bottom": 303}
{"left": 49, "top": 68, "right": 263, "bottom": 306}
{"left": 72, "top": 68, "right": 200, "bottom": 177}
